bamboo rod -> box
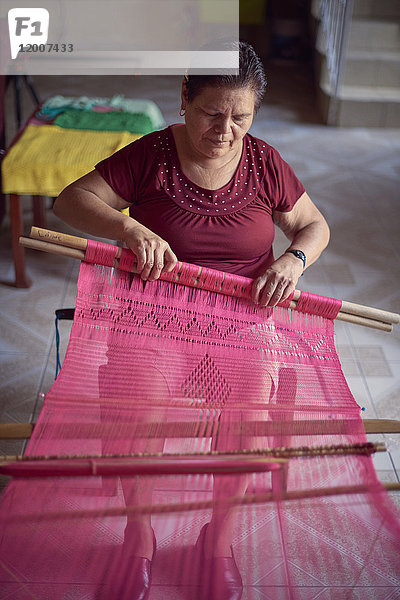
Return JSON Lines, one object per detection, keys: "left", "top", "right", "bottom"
{"left": 1, "top": 419, "right": 400, "bottom": 440}
{"left": 21, "top": 231, "right": 399, "bottom": 331}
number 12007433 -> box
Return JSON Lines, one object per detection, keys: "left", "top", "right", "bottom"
{"left": 18, "top": 43, "right": 74, "bottom": 53}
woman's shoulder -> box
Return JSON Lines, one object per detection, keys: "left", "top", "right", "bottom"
{"left": 100, "top": 127, "right": 170, "bottom": 176}
{"left": 245, "top": 132, "right": 277, "bottom": 156}
{"left": 245, "top": 132, "right": 293, "bottom": 173}
{"left": 96, "top": 127, "right": 170, "bottom": 186}
{"left": 119, "top": 127, "right": 170, "bottom": 155}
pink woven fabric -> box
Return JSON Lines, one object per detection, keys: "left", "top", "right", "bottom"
{"left": 0, "top": 259, "right": 399, "bottom": 599}
{"left": 85, "top": 240, "right": 344, "bottom": 319}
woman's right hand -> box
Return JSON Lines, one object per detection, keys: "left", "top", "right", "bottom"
{"left": 54, "top": 171, "right": 177, "bottom": 281}
{"left": 123, "top": 221, "right": 177, "bottom": 281}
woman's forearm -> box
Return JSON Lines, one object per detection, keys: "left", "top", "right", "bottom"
{"left": 253, "top": 196, "right": 330, "bottom": 307}
{"left": 53, "top": 184, "right": 132, "bottom": 242}
{"left": 53, "top": 174, "right": 178, "bottom": 281}
{"left": 284, "top": 218, "right": 330, "bottom": 270}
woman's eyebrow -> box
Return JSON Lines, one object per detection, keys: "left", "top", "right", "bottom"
{"left": 203, "top": 106, "right": 252, "bottom": 117}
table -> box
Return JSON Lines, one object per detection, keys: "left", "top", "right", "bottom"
{"left": 1, "top": 96, "right": 163, "bottom": 287}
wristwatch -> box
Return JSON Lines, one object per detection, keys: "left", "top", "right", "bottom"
{"left": 286, "top": 249, "right": 306, "bottom": 268}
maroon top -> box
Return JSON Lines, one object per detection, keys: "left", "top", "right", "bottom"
{"left": 96, "top": 126, "right": 305, "bottom": 278}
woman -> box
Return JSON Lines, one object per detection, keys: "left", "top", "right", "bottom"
{"left": 54, "top": 42, "right": 330, "bottom": 600}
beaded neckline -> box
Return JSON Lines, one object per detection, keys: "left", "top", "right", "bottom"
{"left": 153, "top": 126, "right": 264, "bottom": 217}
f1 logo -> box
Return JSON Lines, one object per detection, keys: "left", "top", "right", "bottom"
{"left": 8, "top": 8, "right": 49, "bottom": 59}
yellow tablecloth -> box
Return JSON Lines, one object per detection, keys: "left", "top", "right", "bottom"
{"left": 2, "top": 124, "right": 141, "bottom": 197}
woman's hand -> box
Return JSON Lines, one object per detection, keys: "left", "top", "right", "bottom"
{"left": 123, "top": 221, "right": 177, "bottom": 281}
{"left": 251, "top": 192, "right": 330, "bottom": 307}
{"left": 251, "top": 253, "right": 303, "bottom": 307}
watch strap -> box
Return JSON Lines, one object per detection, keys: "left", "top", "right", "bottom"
{"left": 286, "top": 249, "right": 306, "bottom": 268}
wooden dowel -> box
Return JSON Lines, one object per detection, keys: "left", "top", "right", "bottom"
{"left": 364, "top": 419, "right": 400, "bottom": 433}
{"left": 20, "top": 236, "right": 85, "bottom": 260}
{"left": 2, "top": 419, "right": 400, "bottom": 440}
{"left": 21, "top": 230, "right": 400, "bottom": 330}
{"left": 340, "top": 299, "right": 399, "bottom": 325}
{"left": 335, "top": 312, "right": 392, "bottom": 332}
{"left": 385, "top": 483, "right": 400, "bottom": 492}
{"left": 0, "top": 423, "right": 35, "bottom": 439}
{"left": 30, "top": 226, "right": 88, "bottom": 251}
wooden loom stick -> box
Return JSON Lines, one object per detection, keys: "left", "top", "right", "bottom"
{"left": 0, "top": 423, "right": 35, "bottom": 439}
{"left": 30, "top": 226, "right": 88, "bottom": 251}
{"left": 0, "top": 443, "right": 387, "bottom": 480}
{"left": 22, "top": 229, "right": 400, "bottom": 330}
{"left": 332, "top": 312, "right": 391, "bottom": 331}
{"left": 20, "top": 236, "right": 85, "bottom": 260}
{"left": 18, "top": 235, "right": 394, "bottom": 332}
{"left": 2, "top": 419, "right": 400, "bottom": 440}
{"left": 0, "top": 441, "right": 386, "bottom": 463}
{"left": 29, "top": 227, "right": 400, "bottom": 325}
{"left": 340, "top": 299, "right": 399, "bottom": 324}
{"left": 0, "top": 455, "right": 289, "bottom": 478}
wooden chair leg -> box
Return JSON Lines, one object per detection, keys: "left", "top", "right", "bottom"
{"left": 9, "top": 193, "right": 31, "bottom": 288}
{"left": 32, "top": 195, "right": 47, "bottom": 229}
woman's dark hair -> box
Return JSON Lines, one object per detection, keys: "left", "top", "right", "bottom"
{"left": 184, "top": 41, "right": 267, "bottom": 112}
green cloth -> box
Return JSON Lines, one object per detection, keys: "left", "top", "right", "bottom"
{"left": 54, "top": 109, "right": 155, "bottom": 135}
{"left": 37, "top": 95, "right": 165, "bottom": 130}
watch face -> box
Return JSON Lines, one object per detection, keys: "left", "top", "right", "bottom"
{"left": 289, "top": 250, "right": 306, "bottom": 266}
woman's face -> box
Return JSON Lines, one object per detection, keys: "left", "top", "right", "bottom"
{"left": 181, "top": 84, "right": 256, "bottom": 160}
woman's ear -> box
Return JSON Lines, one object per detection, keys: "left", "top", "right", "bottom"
{"left": 180, "top": 79, "right": 188, "bottom": 111}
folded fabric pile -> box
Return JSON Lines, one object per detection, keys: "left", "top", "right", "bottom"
{"left": 35, "top": 94, "right": 165, "bottom": 133}
{"left": 53, "top": 109, "right": 155, "bottom": 135}
{"left": 2, "top": 125, "right": 141, "bottom": 197}
{"left": 2, "top": 95, "right": 165, "bottom": 196}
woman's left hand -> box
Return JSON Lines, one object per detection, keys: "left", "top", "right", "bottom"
{"left": 251, "top": 253, "right": 304, "bottom": 307}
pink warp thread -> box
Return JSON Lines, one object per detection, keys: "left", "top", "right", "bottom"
{"left": 0, "top": 261, "right": 399, "bottom": 598}
{"left": 295, "top": 291, "right": 342, "bottom": 319}
{"left": 84, "top": 239, "right": 116, "bottom": 268}
{"left": 84, "top": 240, "right": 344, "bottom": 320}
{"left": 117, "top": 247, "right": 136, "bottom": 273}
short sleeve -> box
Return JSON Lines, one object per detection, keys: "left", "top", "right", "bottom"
{"left": 95, "top": 139, "right": 142, "bottom": 204}
{"left": 264, "top": 146, "right": 305, "bottom": 213}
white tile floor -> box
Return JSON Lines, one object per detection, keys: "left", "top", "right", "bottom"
{"left": 1, "top": 64, "right": 399, "bottom": 494}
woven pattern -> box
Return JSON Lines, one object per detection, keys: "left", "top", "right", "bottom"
{"left": 0, "top": 261, "right": 399, "bottom": 599}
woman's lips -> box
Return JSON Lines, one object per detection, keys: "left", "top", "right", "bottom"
{"left": 208, "top": 139, "right": 230, "bottom": 146}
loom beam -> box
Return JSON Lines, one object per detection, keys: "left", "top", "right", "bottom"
{"left": 20, "top": 227, "right": 400, "bottom": 331}
{"left": 1, "top": 419, "right": 399, "bottom": 439}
